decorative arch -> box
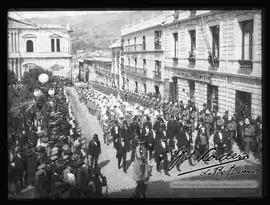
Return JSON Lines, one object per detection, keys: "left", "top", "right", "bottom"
{"left": 23, "top": 63, "right": 42, "bottom": 73}
{"left": 50, "top": 64, "right": 64, "bottom": 71}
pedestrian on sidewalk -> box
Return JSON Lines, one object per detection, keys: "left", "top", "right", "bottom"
{"left": 88, "top": 134, "right": 101, "bottom": 172}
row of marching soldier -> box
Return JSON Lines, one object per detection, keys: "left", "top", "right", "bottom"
{"left": 78, "top": 82, "right": 262, "bottom": 170}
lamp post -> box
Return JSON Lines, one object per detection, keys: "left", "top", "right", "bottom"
{"left": 34, "top": 73, "right": 55, "bottom": 139}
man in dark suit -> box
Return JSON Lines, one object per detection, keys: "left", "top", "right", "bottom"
{"left": 115, "top": 136, "right": 128, "bottom": 173}
{"left": 213, "top": 119, "right": 227, "bottom": 157}
{"left": 175, "top": 125, "right": 193, "bottom": 171}
{"left": 110, "top": 120, "right": 121, "bottom": 148}
{"left": 141, "top": 125, "right": 155, "bottom": 160}
{"left": 154, "top": 129, "right": 170, "bottom": 176}
{"left": 88, "top": 134, "right": 101, "bottom": 171}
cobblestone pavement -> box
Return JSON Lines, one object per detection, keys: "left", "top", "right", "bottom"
{"left": 65, "top": 86, "right": 262, "bottom": 198}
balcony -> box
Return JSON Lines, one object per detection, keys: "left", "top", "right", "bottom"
{"left": 208, "top": 54, "right": 219, "bottom": 70}
{"left": 188, "top": 52, "right": 196, "bottom": 68}
{"left": 124, "top": 65, "right": 146, "bottom": 77}
{"left": 172, "top": 57, "right": 178, "bottom": 66}
{"left": 153, "top": 70, "right": 161, "bottom": 80}
{"left": 238, "top": 59, "right": 253, "bottom": 75}
{"left": 123, "top": 44, "right": 143, "bottom": 53}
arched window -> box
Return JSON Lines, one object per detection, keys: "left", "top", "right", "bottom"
{"left": 26, "top": 40, "right": 33, "bottom": 52}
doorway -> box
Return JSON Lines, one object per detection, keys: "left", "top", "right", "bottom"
{"left": 207, "top": 84, "right": 218, "bottom": 112}
{"left": 155, "top": 85, "right": 160, "bottom": 96}
{"left": 169, "top": 77, "right": 178, "bottom": 102}
{"left": 235, "top": 90, "right": 251, "bottom": 119}
{"left": 188, "top": 80, "right": 195, "bottom": 99}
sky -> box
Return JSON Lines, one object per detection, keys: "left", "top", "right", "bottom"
{"left": 8, "top": 10, "right": 129, "bottom": 20}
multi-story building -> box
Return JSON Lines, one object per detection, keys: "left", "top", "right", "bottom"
{"left": 109, "top": 39, "right": 121, "bottom": 88}
{"left": 120, "top": 13, "right": 165, "bottom": 96}
{"left": 120, "top": 10, "right": 262, "bottom": 118}
{"left": 83, "top": 56, "right": 112, "bottom": 86}
{"left": 8, "top": 16, "right": 72, "bottom": 79}
{"left": 163, "top": 10, "right": 262, "bottom": 118}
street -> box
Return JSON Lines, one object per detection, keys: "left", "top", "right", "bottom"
{"left": 65, "top": 86, "right": 262, "bottom": 198}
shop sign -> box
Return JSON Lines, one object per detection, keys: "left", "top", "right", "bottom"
{"left": 174, "top": 70, "right": 211, "bottom": 83}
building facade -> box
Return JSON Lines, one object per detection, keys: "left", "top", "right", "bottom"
{"left": 120, "top": 14, "right": 165, "bottom": 97}
{"left": 109, "top": 40, "right": 121, "bottom": 88}
{"left": 120, "top": 10, "right": 262, "bottom": 118}
{"left": 8, "top": 17, "right": 72, "bottom": 80}
{"left": 83, "top": 57, "right": 112, "bottom": 86}
{"left": 163, "top": 10, "right": 262, "bottom": 118}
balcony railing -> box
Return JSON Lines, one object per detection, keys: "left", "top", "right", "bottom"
{"left": 238, "top": 59, "right": 253, "bottom": 74}
{"left": 124, "top": 44, "right": 144, "bottom": 52}
{"left": 153, "top": 70, "right": 161, "bottom": 80}
{"left": 124, "top": 65, "right": 146, "bottom": 76}
{"left": 187, "top": 57, "right": 196, "bottom": 67}
{"left": 208, "top": 54, "right": 219, "bottom": 70}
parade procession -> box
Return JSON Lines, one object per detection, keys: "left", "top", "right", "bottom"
{"left": 7, "top": 9, "right": 263, "bottom": 199}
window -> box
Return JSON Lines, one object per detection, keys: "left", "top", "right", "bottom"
{"left": 51, "top": 38, "right": 60, "bottom": 52}
{"left": 134, "top": 58, "right": 137, "bottom": 67}
{"left": 51, "top": 39, "right": 55, "bottom": 52}
{"left": 155, "top": 60, "right": 161, "bottom": 72}
{"left": 189, "top": 30, "right": 196, "bottom": 55}
{"left": 56, "top": 39, "right": 60, "bottom": 52}
{"left": 26, "top": 40, "right": 33, "bottom": 52}
{"left": 173, "top": 32, "right": 178, "bottom": 58}
{"left": 128, "top": 58, "right": 130, "bottom": 67}
{"left": 240, "top": 20, "right": 253, "bottom": 60}
{"left": 142, "top": 36, "right": 146, "bottom": 50}
{"left": 134, "top": 37, "right": 137, "bottom": 50}
{"left": 143, "top": 59, "right": 146, "bottom": 69}
{"left": 144, "top": 83, "right": 147, "bottom": 94}
{"left": 210, "top": 25, "right": 219, "bottom": 58}
{"left": 135, "top": 81, "right": 138, "bottom": 93}
{"left": 154, "top": 30, "right": 162, "bottom": 49}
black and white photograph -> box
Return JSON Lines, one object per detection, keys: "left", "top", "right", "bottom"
{"left": 7, "top": 9, "right": 263, "bottom": 199}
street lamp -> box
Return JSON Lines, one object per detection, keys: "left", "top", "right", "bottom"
{"left": 34, "top": 73, "right": 55, "bottom": 139}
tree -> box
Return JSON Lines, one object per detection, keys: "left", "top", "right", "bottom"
{"left": 8, "top": 69, "right": 18, "bottom": 86}
{"left": 21, "top": 67, "right": 53, "bottom": 101}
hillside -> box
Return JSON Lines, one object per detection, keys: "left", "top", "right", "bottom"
{"left": 27, "top": 11, "right": 155, "bottom": 54}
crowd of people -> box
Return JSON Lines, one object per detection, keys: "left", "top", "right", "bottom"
{"left": 8, "top": 78, "right": 107, "bottom": 199}
{"left": 77, "top": 82, "right": 262, "bottom": 175}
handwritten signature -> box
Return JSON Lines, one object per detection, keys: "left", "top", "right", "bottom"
{"left": 200, "top": 164, "right": 259, "bottom": 181}
{"left": 168, "top": 146, "right": 250, "bottom": 177}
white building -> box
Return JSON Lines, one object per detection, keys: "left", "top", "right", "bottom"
{"left": 109, "top": 39, "right": 121, "bottom": 88}
{"left": 163, "top": 10, "right": 262, "bottom": 119}
{"left": 8, "top": 16, "right": 72, "bottom": 80}
{"left": 120, "top": 13, "right": 165, "bottom": 96}
{"left": 120, "top": 10, "right": 262, "bottom": 118}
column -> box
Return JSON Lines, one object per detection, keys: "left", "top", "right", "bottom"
{"left": 14, "top": 33, "right": 17, "bottom": 52}
{"left": 15, "top": 59, "right": 19, "bottom": 80}
{"left": 195, "top": 81, "right": 207, "bottom": 110}
{"left": 11, "top": 59, "right": 14, "bottom": 74}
